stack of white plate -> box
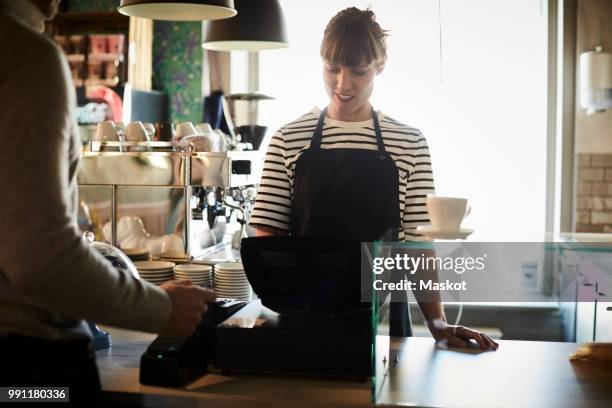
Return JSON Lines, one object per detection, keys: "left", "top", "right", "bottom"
{"left": 122, "top": 247, "right": 150, "bottom": 262}
{"left": 173, "top": 264, "right": 213, "bottom": 288}
{"left": 134, "top": 260, "right": 175, "bottom": 286}
{"left": 156, "top": 253, "right": 190, "bottom": 264}
{"left": 214, "top": 262, "right": 252, "bottom": 301}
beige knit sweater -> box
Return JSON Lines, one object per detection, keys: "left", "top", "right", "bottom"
{"left": 0, "top": 1, "right": 171, "bottom": 340}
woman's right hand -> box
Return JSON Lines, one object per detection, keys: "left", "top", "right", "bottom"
{"left": 159, "top": 280, "right": 216, "bottom": 337}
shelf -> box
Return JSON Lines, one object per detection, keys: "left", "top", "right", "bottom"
{"left": 66, "top": 54, "right": 86, "bottom": 62}
{"left": 48, "top": 12, "right": 129, "bottom": 34}
{"left": 88, "top": 52, "right": 124, "bottom": 62}
{"left": 84, "top": 78, "right": 120, "bottom": 87}
{"left": 46, "top": 11, "right": 129, "bottom": 89}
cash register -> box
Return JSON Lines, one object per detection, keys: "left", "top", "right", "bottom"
{"left": 217, "top": 237, "right": 371, "bottom": 378}
{"left": 140, "top": 237, "right": 372, "bottom": 386}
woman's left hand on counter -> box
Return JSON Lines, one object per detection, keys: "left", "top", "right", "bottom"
{"left": 427, "top": 320, "right": 499, "bottom": 350}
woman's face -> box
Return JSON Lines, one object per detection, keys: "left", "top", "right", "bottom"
{"left": 323, "top": 60, "right": 379, "bottom": 120}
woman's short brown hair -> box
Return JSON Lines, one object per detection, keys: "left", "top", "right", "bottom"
{"left": 320, "top": 7, "right": 389, "bottom": 69}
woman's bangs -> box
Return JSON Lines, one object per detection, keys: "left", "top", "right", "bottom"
{"left": 322, "top": 28, "right": 376, "bottom": 67}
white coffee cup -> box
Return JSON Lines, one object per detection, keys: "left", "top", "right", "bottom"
{"left": 196, "top": 123, "right": 213, "bottom": 135}
{"left": 175, "top": 122, "right": 198, "bottom": 140}
{"left": 125, "top": 121, "right": 149, "bottom": 142}
{"left": 94, "top": 120, "right": 119, "bottom": 142}
{"left": 181, "top": 134, "right": 216, "bottom": 152}
{"left": 143, "top": 123, "right": 156, "bottom": 140}
{"left": 426, "top": 196, "right": 471, "bottom": 232}
{"left": 114, "top": 122, "right": 126, "bottom": 141}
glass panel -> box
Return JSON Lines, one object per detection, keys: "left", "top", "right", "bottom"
{"left": 368, "top": 241, "right": 392, "bottom": 403}
{"left": 116, "top": 186, "right": 177, "bottom": 236}
{"left": 78, "top": 185, "right": 113, "bottom": 242}
{"left": 79, "top": 185, "right": 189, "bottom": 255}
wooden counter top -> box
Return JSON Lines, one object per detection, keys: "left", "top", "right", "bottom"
{"left": 377, "top": 338, "right": 612, "bottom": 408}
{"left": 96, "top": 327, "right": 612, "bottom": 407}
{"left": 96, "top": 327, "right": 370, "bottom": 408}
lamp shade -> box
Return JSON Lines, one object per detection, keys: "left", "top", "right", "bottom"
{"left": 118, "top": 0, "right": 236, "bottom": 21}
{"left": 203, "top": 0, "right": 288, "bottom": 51}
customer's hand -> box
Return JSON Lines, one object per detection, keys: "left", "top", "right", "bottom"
{"left": 159, "top": 280, "right": 216, "bottom": 337}
{"left": 427, "top": 319, "right": 499, "bottom": 350}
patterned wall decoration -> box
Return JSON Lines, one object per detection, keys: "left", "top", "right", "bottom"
{"left": 67, "top": 0, "right": 119, "bottom": 12}
{"left": 152, "top": 22, "right": 203, "bottom": 123}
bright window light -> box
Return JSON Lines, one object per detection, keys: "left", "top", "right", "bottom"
{"left": 259, "top": 0, "right": 548, "bottom": 241}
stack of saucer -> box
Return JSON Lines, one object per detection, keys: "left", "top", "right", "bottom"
{"left": 157, "top": 255, "right": 190, "bottom": 264}
{"left": 134, "top": 260, "right": 175, "bottom": 286}
{"left": 173, "top": 264, "right": 213, "bottom": 288}
{"left": 122, "top": 247, "right": 150, "bottom": 262}
{"left": 214, "top": 262, "right": 251, "bottom": 301}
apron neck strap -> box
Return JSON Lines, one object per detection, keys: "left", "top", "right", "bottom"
{"left": 312, "top": 107, "right": 387, "bottom": 157}
{"left": 371, "top": 108, "right": 387, "bottom": 159}
{"left": 311, "top": 107, "right": 327, "bottom": 149}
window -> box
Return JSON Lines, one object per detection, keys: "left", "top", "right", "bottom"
{"left": 259, "top": 0, "right": 549, "bottom": 241}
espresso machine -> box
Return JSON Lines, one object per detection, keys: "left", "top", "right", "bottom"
{"left": 77, "top": 141, "right": 263, "bottom": 261}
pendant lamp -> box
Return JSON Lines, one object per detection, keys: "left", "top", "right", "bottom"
{"left": 203, "top": 0, "right": 288, "bottom": 51}
{"left": 118, "top": 0, "right": 236, "bottom": 21}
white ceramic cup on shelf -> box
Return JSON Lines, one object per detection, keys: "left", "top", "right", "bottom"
{"left": 426, "top": 196, "right": 471, "bottom": 232}
{"left": 196, "top": 123, "right": 213, "bottom": 135}
{"left": 125, "top": 121, "right": 149, "bottom": 142}
{"left": 181, "top": 134, "right": 216, "bottom": 152}
{"left": 114, "top": 122, "right": 126, "bottom": 141}
{"left": 94, "top": 120, "right": 119, "bottom": 142}
{"left": 175, "top": 122, "right": 198, "bottom": 140}
{"left": 143, "top": 123, "right": 156, "bottom": 140}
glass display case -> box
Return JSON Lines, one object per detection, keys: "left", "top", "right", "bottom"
{"left": 370, "top": 238, "right": 612, "bottom": 404}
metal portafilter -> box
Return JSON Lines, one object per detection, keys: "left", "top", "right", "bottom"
{"left": 192, "top": 187, "right": 229, "bottom": 230}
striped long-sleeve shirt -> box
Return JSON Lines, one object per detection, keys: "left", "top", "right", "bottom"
{"left": 249, "top": 107, "right": 435, "bottom": 241}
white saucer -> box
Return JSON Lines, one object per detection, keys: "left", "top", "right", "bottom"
{"left": 135, "top": 261, "right": 176, "bottom": 270}
{"left": 122, "top": 247, "right": 149, "bottom": 257}
{"left": 139, "top": 270, "right": 173, "bottom": 275}
{"left": 416, "top": 226, "right": 474, "bottom": 240}
{"left": 215, "top": 269, "right": 247, "bottom": 276}
{"left": 174, "top": 264, "right": 212, "bottom": 272}
{"left": 174, "top": 273, "right": 211, "bottom": 278}
{"left": 214, "top": 262, "right": 244, "bottom": 271}
{"left": 215, "top": 283, "right": 249, "bottom": 289}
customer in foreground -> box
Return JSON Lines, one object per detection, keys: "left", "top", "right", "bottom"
{"left": 0, "top": 0, "right": 215, "bottom": 401}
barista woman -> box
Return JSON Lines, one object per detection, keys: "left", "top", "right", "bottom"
{"left": 250, "top": 7, "right": 497, "bottom": 350}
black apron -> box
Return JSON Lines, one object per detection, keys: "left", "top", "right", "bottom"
{"left": 290, "top": 107, "right": 412, "bottom": 337}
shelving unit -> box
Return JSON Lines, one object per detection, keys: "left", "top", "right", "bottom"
{"left": 47, "top": 11, "right": 129, "bottom": 33}
{"left": 45, "top": 11, "right": 129, "bottom": 97}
